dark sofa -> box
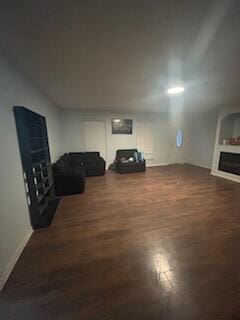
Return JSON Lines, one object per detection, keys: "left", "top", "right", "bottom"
{"left": 116, "top": 149, "right": 146, "bottom": 174}
{"left": 53, "top": 152, "right": 106, "bottom": 196}
{"left": 52, "top": 154, "right": 85, "bottom": 196}
{"left": 70, "top": 152, "right": 106, "bottom": 176}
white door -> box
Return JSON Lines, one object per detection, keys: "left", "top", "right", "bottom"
{"left": 83, "top": 120, "right": 107, "bottom": 161}
{"left": 137, "top": 121, "right": 154, "bottom": 160}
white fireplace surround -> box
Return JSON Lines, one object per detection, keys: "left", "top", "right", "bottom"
{"left": 211, "top": 107, "right": 240, "bottom": 183}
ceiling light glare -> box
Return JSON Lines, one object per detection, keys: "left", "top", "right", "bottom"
{"left": 167, "top": 86, "right": 185, "bottom": 95}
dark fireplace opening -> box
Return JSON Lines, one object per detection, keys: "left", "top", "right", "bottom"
{"left": 219, "top": 152, "right": 240, "bottom": 176}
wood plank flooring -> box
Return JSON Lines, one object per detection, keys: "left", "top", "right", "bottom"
{"left": 1, "top": 164, "right": 240, "bottom": 319}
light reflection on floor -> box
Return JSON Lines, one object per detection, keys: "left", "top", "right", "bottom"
{"left": 152, "top": 253, "right": 175, "bottom": 293}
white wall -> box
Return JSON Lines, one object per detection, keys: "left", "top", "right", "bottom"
{"left": 184, "top": 109, "right": 219, "bottom": 169}
{"left": 233, "top": 116, "right": 240, "bottom": 137}
{"left": 0, "top": 53, "right": 61, "bottom": 289}
{"left": 59, "top": 108, "right": 186, "bottom": 167}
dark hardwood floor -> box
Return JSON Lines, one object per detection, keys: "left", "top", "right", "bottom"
{"left": 1, "top": 164, "right": 240, "bottom": 319}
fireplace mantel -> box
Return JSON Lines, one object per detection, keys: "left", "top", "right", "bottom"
{"left": 211, "top": 107, "right": 240, "bottom": 183}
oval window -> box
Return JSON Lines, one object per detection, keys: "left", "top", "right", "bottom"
{"left": 176, "top": 128, "right": 183, "bottom": 148}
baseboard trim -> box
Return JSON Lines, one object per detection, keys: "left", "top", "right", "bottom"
{"left": 0, "top": 228, "right": 33, "bottom": 291}
{"left": 146, "top": 163, "right": 170, "bottom": 167}
{"left": 211, "top": 170, "right": 240, "bottom": 183}
{"left": 185, "top": 161, "right": 211, "bottom": 170}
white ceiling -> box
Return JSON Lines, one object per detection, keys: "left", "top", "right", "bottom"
{"left": 0, "top": 0, "right": 239, "bottom": 112}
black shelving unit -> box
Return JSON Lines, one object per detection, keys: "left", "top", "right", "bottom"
{"left": 13, "top": 106, "right": 59, "bottom": 229}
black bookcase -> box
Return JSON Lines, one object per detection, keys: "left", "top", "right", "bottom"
{"left": 13, "top": 106, "right": 59, "bottom": 229}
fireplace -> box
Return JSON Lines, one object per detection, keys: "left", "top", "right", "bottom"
{"left": 219, "top": 152, "right": 240, "bottom": 176}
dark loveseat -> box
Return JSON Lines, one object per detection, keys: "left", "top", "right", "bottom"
{"left": 53, "top": 152, "right": 105, "bottom": 196}
{"left": 69, "top": 152, "right": 106, "bottom": 176}
{"left": 52, "top": 154, "right": 85, "bottom": 196}
{"left": 116, "top": 149, "right": 146, "bottom": 174}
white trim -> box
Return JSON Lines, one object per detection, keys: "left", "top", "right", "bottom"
{"left": 211, "top": 170, "right": 240, "bottom": 184}
{"left": 146, "top": 163, "right": 170, "bottom": 167}
{"left": 171, "top": 161, "right": 186, "bottom": 165}
{"left": 0, "top": 228, "right": 33, "bottom": 291}
{"left": 185, "top": 161, "right": 211, "bottom": 170}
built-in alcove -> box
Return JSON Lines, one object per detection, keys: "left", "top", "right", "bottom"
{"left": 219, "top": 113, "right": 240, "bottom": 145}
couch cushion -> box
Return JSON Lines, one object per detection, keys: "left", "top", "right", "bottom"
{"left": 72, "top": 165, "right": 86, "bottom": 177}
{"left": 69, "top": 152, "right": 85, "bottom": 164}
{"left": 84, "top": 152, "right": 100, "bottom": 161}
{"left": 53, "top": 154, "right": 71, "bottom": 174}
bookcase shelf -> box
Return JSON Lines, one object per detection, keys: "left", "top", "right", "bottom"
{"left": 37, "top": 184, "right": 53, "bottom": 204}
{"left": 13, "top": 106, "right": 59, "bottom": 229}
{"left": 31, "top": 147, "right": 49, "bottom": 154}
